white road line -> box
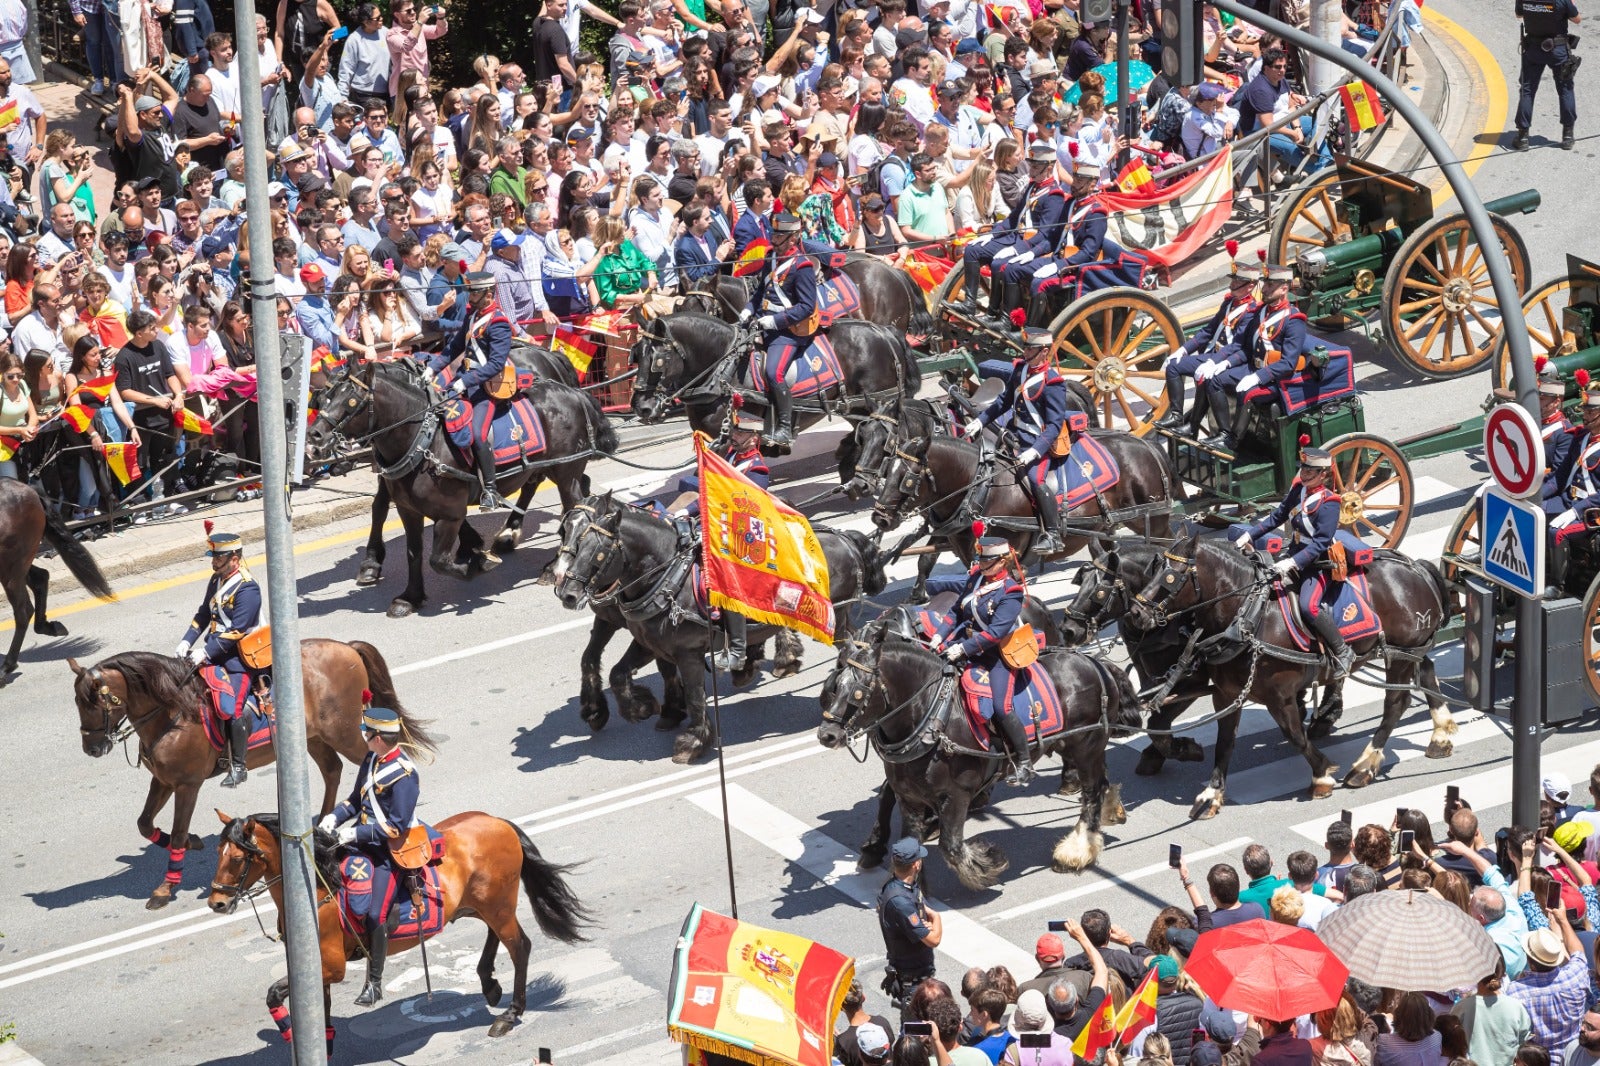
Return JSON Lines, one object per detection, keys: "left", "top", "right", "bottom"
{"left": 392, "top": 617, "right": 594, "bottom": 676}
{"left": 687, "top": 783, "right": 1038, "bottom": 976}
{"left": 553, "top": 1020, "right": 664, "bottom": 1059}
{"left": 986, "top": 837, "right": 1253, "bottom": 923}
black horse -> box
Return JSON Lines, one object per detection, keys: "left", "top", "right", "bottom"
{"left": 0, "top": 479, "right": 114, "bottom": 676}
{"left": 816, "top": 612, "right": 1141, "bottom": 888}
{"left": 307, "top": 358, "right": 615, "bottom": 617}
{"left": 628, "top": 312, "right": 919, "bottom": 473}
{"left": 551, "top": 492, "right": 887, "bottom": 763}
{"left": 1123, "top": 532, "right": 1458, "bottom": 819}
{"left": 872, "top": 429, "right": 1183, "bottom": 601}
{"left": 681, "top": 255, "right": 936, "bottom": 342}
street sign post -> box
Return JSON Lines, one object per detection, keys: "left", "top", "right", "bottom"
{"left": 1481, "top": 485, "right": 1545, "bottom": 599}
{"left": 1484, "top": 404, "right": 1545, "bottom": 499}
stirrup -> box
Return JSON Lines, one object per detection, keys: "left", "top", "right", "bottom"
{"left": 710, "top": 649, "right": 747, "bottom": 672}
{"left": 479, "top": 487, "right": 508, "bottom": 511}
{"left": 353, "top": 977, "right": 384, "bottom": 1008}
{"left": 220, "top": 763, "right": 248, "bottom": 788}
{"left": 1005, "top": 760, "right": 1035, "bottom": 787}
{"left": 1035, "top": 531, "right": 1065, "bottom": 555}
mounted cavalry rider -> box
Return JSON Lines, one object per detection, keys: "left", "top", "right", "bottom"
{"left": 681, "top": 412, "right": 771, "bottom": 674}
{"left": 425, "top": 270, "right": 512, "bottom": 512}
{"left": 925, "top": 536, "right": 1036, "bottom": 787}
{"left": 1205, "top": 263, "right": 1307, "bottom": 452}
{"left": 1546, "top": 372, "right": 1592, "bottom": 596}
{"left": 319, "top": 706, "right": 421, "bottom": 1009}
{"left": 951, "top": 142, "right": 1067, "bottom": 327}
{"left": 1234, "top": 444, "right": 1354, "bottom": 676}
{"left": 177, "top": 527, "right": 262, "bottom": 789}
{"left": 741, "top": 211, "right": 821, "bottom": 452}
{"left": 963, "top": 327, "right": 1071, "bottom": 554}
{"left": 1158, "top": 250, "right": 1261, "bottom": 432}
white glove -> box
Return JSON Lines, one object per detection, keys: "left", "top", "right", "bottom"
{"left": 756, "top": 314, "right": 777, "bottom": 330}
{"left": 1235, "top": 372, "right": 1261, "bottom": 394}
{"left": 964, "top": 419, "right": 983, "bottom": 438}
{"left": 992, "top": 245, "right": 1018, "bottom": 262}
{"left": 317, "top": 814, "right": 338, "bottom": 834}
{"left": 187, "top": 645, "right": 207, "bottom": 666}
{"left": 1163, "top": 351, "right": 1184, "bottom": 371}
{"left": 943, "top": 643, "right": 965, "bottom": 662}
{"left": 738, "top": 307, "right": 754, "bottom": 324}
{"left": 175, "top": 639, "right": 192, "bottom": 658}
{"left": 1234, "top": 532, "right": 1252, "bottom": 550}
{"left": 422, "top": 366, "right": 436, "bottom": 383}
{"left": 1194, "top": 359, "right": 1219, "bottom": 382}
{"left": 1011, "top": 251, "right": 1035, "bottom": 266}
{"left": 336, "top": 826, "right": 358, "bottom": 846}
{"left": 1556, "top": 509, "right": 1578, "bottom": 528}
{"left": 1273, "top": 558, "right": 1297, "bottom": 578}
{"left": 448, "top": 377, "right": 464, "bottom": 395}
{"left": 1017, "top": 447, "right": 1040, "bottom": 466}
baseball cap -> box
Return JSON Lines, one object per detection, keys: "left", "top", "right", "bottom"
{"left": 855, "top": 1022, "right": 891, "bottom": 1060}
{"left": 133, "top": 175, "right": 163, "bottom": 192}
{"left": 298, "top": 263, "right": 326, "bottom": 286}
{"left": 936, "top": 79, "right": 965, "bottom": 98}
{"left": 1191, "top": 1041, "right": 1224, "bottom": 1066}
{"left": 439, "top": 241, "right": 467, "bottom": 261}
{"left": 1167, "top": 927, "right": 1199, "bottom": 956}
{"left": 890, "top": 837, "right": 928, "bottom": 863}
{"left": 266, "top": 181, "right": 289, "bottom": 199}
{"left": 564, "top": 126, "right": 594, "bottom": 143}
{"left": 752, "top": 74, "right": 780, "bottom": 96}
{"left": 817, "top": 150, "right": 840, "bottom": 168}
{"left": 1152, "top": 954, "right": 1180, "bottom": 980}
{"left": 1011, "top": 989, "right": 1050, "bottom": 1034}
{"left": 199, "top": 235, "right": 228, "bottom": 259}
{"left": 803, "top": 6, "right": 825, "bottom": 22}
{"left": 134, "top": 94, "right": 162, "bottom": 112}
{"left": 491, "top": 227, "right": 526, "bottom": 251}
{"left": 1035, "top": 933, "right": 1065, "bottom": 962}
{"left": 1028, "top": 59, "right": 1058, "bottom": 81}
{"left": 1554, "top": 819, "right": 1593, "bottom": 854}
{"left": 1543, "top": 772, "right": 1573, "bottom": 803}
{"left": 1199, "top": 82, "right": 1228, "bottom": 101}
{"left": 860, "top": 193, "right": 885, "bottom": 211}
{"left": 895, "top": 25, "right": 928, "bottom": 46}
{"left": 956, "top": 38, "right": 985, "bottom": 56}
{"left": 1199, "top": 1001, "right": 1237, "bottom": 1042}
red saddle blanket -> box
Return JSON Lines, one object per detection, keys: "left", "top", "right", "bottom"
{"left": 1048, "top": 434, "right": 1120, "bottom": 511}
{"left": 747, "top": 334, "right": 843, "bottom": 399}
{"left": 337, "top": 855, "right": 447, "bottom": 941}
{"left": 958, "top": 659, "right": 1065, "bottom": 752}
{"left": 197, "top": 666, "right": 275, "bottom": 753}
{"left": 815, "top": 274, "right": 861, "bottom": 330}
{"left": 1276, "top": 571, "right": 1383, "bottom": 653}
{"left": 436, "top": 368, "right": 548, "bottom": 466}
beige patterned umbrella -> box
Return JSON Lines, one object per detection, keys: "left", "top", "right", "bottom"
{"left": 1316, "top": 890, "right": 1502, "bottom": 992}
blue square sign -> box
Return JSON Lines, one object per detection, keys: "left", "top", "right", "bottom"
{"left": 1481, "top": 485, "right": 1545, "bottom": 599}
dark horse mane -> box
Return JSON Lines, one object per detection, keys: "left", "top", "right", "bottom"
{"left": 229, "top": 812, "right": 344, "bottom": 891}
{"left": 76, "top": 651, "right": 204, "bottom": 723}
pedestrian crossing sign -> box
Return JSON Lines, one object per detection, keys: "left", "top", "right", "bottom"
{"left": 1481, "top": 485, "right": 1544, "bottom": 598}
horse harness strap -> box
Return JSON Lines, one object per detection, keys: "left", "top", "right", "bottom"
{"left": 872, "top": 672, "right": 959, "bottom": 764}
{"left": 615, "top": 546, "right": 711, "bottom": 628}
{"left": 376, "top": 407, "right": 441, "bottom": 481}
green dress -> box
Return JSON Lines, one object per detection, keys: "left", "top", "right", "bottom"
{"left": 594, "top": 240, "right": 656, "bottom": 309}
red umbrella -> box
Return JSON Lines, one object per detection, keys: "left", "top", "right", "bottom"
{"left": 1184, "top": 919, "right": 1349, "bottom": 1021}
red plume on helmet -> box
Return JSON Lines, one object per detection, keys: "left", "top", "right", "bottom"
{"left": 1225, "top": 239, "right": 1239, "bottom": 258}
{"left": 1579, "top": 369, "right": 1592, "bottom": 389}
{"left": 361, "top": 689, "right": 373, "bottom": 705}
{"left": 1067, "top": 141, "right": 1079, "bottom": 158}
{"left": 204, "top": 520, "right": 215, "bottom": 535}
{"left": 1009, "top": 308, "right": 1027, "bottom": 327}
{"left": 1257, "top": 248, "right": 1267, "bottom": 262}
{"left": 731, "top": 392, "right": 745, "bottom": 409}
{"left": 1536, "top": 356, "right": 1550, "bottom": 374}
{"left": 1299, "top": 434, "right": 1311, "bottom": 446}
{"left": 971, "top": 520, "right": 986, "bottom": 539}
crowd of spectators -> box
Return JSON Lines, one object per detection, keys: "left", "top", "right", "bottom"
{"left": 838, "top": 769, "right": 1600, "bottom": 1066}
{"left": 0, "top": 0, "right": 1417, "bottom": 528}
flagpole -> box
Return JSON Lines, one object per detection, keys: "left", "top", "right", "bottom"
{"left": 709, "top": 628, "right": 739, "bottom": 920}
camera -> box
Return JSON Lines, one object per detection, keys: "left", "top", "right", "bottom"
{"left": 299, "top": 124, "right": 317, "bottom": 141}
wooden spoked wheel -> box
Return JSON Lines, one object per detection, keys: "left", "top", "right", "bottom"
{"left": 1491, "top": 276, "right": 1583, "bottom": 390}
{"left": 1381, "top": 211, "right": 1531, "bottom": 379}
{"left": 1324, "top": 432, "right": 1413, "bottom": 549}
{"left": 931, "top": 268, "right": 968, "bottom": 338}
{"left": 1582, "top": 572, "right": 1600, "bottom": 705}
{"left": 1046, "top": 287, "right": 1183, "bottom": 437}
{"left": 1267, "top": 166, "right": 1359, "bottom": 267}
{"left": 1441, "top": 497, "right": 1481, "bottom": 587}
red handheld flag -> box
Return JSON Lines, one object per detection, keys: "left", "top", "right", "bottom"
{"left": 60, "top": 405, "right": 96, "bottom": 433}
{"left": 71, "top": 374, "right": 117, "bottom": 405}
{"left": 1071, "top": 990, "right": 1118, "bottom": 1060}
{"left": 1113, "top": 966, "right": 1161, "bottom": 1045}
{"left": 174, "top": 408, "right": 214, "bottom": 436}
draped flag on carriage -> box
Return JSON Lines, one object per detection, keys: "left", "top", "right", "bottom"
{"left": 668, "top": 903, "right": 855, "bottom": 1066}
{"left": 103, "top": 443, "right": 141, "bottom": 485}
{"left": 904, "top": 247, "right": 954, "bottom": 295}
{"left": 697, "top": 433, "right": 835, "bottom": 644}
{"left": 1093, "top": 146, "right": 1234, "bottom": 270}
{"left": 1339, "top": 81, "right": 1387, "bottom": 131}
{"left": 733, "top": 238, "right": 772, "bottom": 278}
{"left": 173, "top": 408, "right": 214, "bottom": 436}
{"left": 1114, "top": 966, "right": 1160, "bottom": 1045}
{"left": 1072, "top": 988, "right": 1119, "bottom": 1059}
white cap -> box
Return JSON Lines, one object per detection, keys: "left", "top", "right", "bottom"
{"left": 752, "top": 74, "right": 781, "bottom": 96}
{"left": 803, "top": 6, "right": 826, "bottom": 22}
{"left": 1544, "top": 771, "right": 1573, "bottom": 804}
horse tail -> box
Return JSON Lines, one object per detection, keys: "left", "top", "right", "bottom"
{"left": 1417, "top": 558, "right": 1456, "bottom": 625}
{"left": 349, "top": 640, "right": 438, "bottom": 755}
{"left": 581, "top": 387, "right": 620, "bottom": 455}
{"left": 845, "top": 528, "right": 888, "bottom": 596}
{"left": 39, "top": 503, "right": 114, "bottom": 601}
{"left": 507, "top": 820, "right": 593, "bottom": 944}
{"left": 906, "top": 282, "right": 937, "bottom": 342}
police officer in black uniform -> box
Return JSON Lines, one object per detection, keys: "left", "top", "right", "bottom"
{"left": 877, "top": 836, "right": 941, "bottom": 1014}
{"left": 1515, "top": 0, "right": 1582, "bottom": 151}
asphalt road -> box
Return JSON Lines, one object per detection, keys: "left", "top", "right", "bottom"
{"left": 4, "top": 6, "right": 1599, "bottom": 1063}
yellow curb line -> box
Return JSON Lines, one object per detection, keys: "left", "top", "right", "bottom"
{"left": 1421, "top": 7, "right": 1510, "bottom": 205}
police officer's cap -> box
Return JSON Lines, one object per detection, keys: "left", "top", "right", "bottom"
{"left": 975, "top": 535, "right": 1011, "bottom": 559}
{"left": 771, "top": 212, "right": 803, "bottom": 234}
{"left": 1263, "top": 263, "right": 1296, "bottom": 283}
{"left": 890, "top": 836, "right": 929, "bottom": 863}
{"left": 1299, "top": 446, "right": 1332, "bottom": 469}
{"left": 1026, "top": 142, "right": 1055, "bottom": 164}
{"left": 1020, "top": 326, "right": 1053, "bottom": 348}
{"left": 465, "top": 270, "right": 495, "bottom": 292}
{"left": 205, "top": 531, "right": 244, "bottom": 556}
{"left": 361, "top": 706, "right": 403, "bottom": 734}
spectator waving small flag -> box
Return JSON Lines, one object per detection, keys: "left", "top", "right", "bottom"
{"left": 59, "top": 405, "right": 96, "bottom": 433}
{"left": 0, "top": 436, "right": 14, "bottom": 462}
{"left": 71, "top": 374, "right": 116, "bottom": 405}
{"left": 174, "top": 408, "right": 214, "bottom": 435}
{"left": 1113, "top": 966, "right": 1160, "bottom": 1044}
{"left": 550, "top": 323, "right": 599, "bottom": 375}
{"left": 0, "top": 97, "right": 19, "bottom": 133}
{"left": 1071, "top": 991, "right": 1118, "bottom": 1059}
{"left": 1116, "top": 158, "right": 1156, "bottom": 195}
{"left": 732, "top": 238, "right": 771, "bottom": 278}
{"left": 984, "top": 4, "right": 1012, "bottom": 31}
{"left": 1339, "top": 81, "right": 1386, "bottom": 131}
{"left": 103, "top": 443, "right": 141, "bottom": 486}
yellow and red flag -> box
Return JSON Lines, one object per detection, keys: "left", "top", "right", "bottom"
{"left": 103, "top": 442, "right": 141, "bottom": 485}
{"left": 1114, "top": 966, "right": 1161, "bottom": 1045}
{"left": 0, "top": 97, "right": 19, "bottom": 133}
{"left": 1339, "top": 81, "right": 1386, "bottom": 131}
{"left": 59, "top": 405, "right": 96, "bottom": 433}
{"left": 174, "top": 408, "right": 214, "bottom": 435}
{"left": 905, "top": 247, "right": 954, "bottom": 294}
{"left": 1072, "top": 989, "right": 1119, "bottom": 1060}
{"left": 0, "top": 435, "right": 14, "bottom": 462}
{"left": 667, "top": 903, "right": 854, "bottom": 1066}
{"left": 551, "top": 323, "right": 599, "bottom": 375}
{"left": 697, "top": 434, "right": 834, "bottom": 644}
{"left": 984, "top": 4, "right": 1012, "bottom": 31}
{"left": 1116, "top": 158, "right": 1156, "bottom": 195}
{"left": 732, "top": 238, "right": 771, "bottom": 278}
{"left": 71, "top": 374, "right": 117, "bottom": 405}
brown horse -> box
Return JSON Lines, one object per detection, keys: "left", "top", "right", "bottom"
{"left": 68, "top": 640, "right": 430, "bottom": 909}
{"left": 0, "top": 478, "right": 114, "bottom": 677}
{"left": 209, "top": 810, "right": 592, "bottom": 1049}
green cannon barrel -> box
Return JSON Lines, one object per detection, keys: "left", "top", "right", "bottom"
{"left": 1482, "top": 189, "right": 1542, "bottom": 217}
{"left": 1542, "top": 347, "right": 1600, "bottom": 395}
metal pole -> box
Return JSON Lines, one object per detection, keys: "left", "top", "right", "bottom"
{"left": 708, "top": 632, "right": 739, "bottom": 919}
{"left": 1116, "top": 0, "right": 1133, "bottom": 170}
{"left": 230, "top": 8, "right": 329, "bottom": 1063}
{"left": 1307, "top": 0, "right": 1342, "bottom": 95}
{"left": 1208, "top": 0, "right": 1543, "bottom": 827}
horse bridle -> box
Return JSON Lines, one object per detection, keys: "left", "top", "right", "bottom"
{"left": 1129, "top": 548, "right": 1201, "bottom": 629}
{"left": 854, "top": 409, "right": 905, "bottom": 491}
{"left": 209, "top": 820, "right": 279, "bottom": 903}
{"left": 820, "top": 635, "right": 888, "bottom": 740}
{"left": 873, "top": 439, "right": 931, "bottom": 528}
{"left": 78, "top": 667, "right": 164, "bottom": 747}
{"left": 555, "top": 502, "right": 628, "bottom": 603}
{"left": 1063, "top": 554, "right": 1125, "bottom": 629}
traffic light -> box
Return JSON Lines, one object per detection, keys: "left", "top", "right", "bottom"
{"left": 1461, "top": 578, "right": 1497, "bottom": 712}
{"left": 1083, "top": 0, "right": 1114, "bottom": 23}
{"left": 1158, "top": 0, "right": 1204, "bottom": 87}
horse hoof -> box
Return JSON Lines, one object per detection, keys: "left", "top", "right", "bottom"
{"left": 1425, "top": 739, "right": 1454, "bottom": 759}
{"left": 1, "top": 658, "right": 14, "bottom": 675}
{"left": 770, "top": 661, "right": 800, "bottom": 679}
{"left": 387, "top": 599, "right": 418, "bottom": 619}
{"left": 730, "top": 665, "right": 759, "bottom": 687}
{"left": 146, "top": 885, "right": 174, "bottom": 910}
{"left": 672, "top": 734, "right": 708, "bottom": 763}
{"left": 1171, "top": 738, "right": 1205, "bottom": 762}
{"left": 1189, "top": 789, "right": 1224, "bottom": 821}
{"left": 483, "top": 980, "right": 503, "bottom": 1008}
{"left": 580, "top": 705, "right": 610, "bottom": 732}
{"left": 1134, "top": 747, "right": 1166, "bottom": 776}
{"left": 492, "top": 531, "right": 519, "bottom": 554}
{"left": 655, "top": 711, "right": 687, "bottom": 731}
{"left": 474, "top": 551, "right": 503, "bottom": 574}
{"left": 1343, "top": 768, "right": 1374, "bottom": 789}
{"left": 36, "top": 621, "right": 68, "bottom": 637}
{"left": 487, "top": 1013, "right": 517, "bottom": 1038}
{"left": 1311, "top": 779, "right": 1337, "bottom": 799}
{"left": 355, "top": 565, "right": 381, "bottom": 587}
{"left": 1056, "top": 779, "right": 1082, "bottom": 798}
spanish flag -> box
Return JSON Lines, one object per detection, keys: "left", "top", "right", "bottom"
{"left": 551, "top": 323, "right": 599, "bottom": 375}
{"left": 103, "top": 442, "right": 141, "bottom": 485}
{"left": 905, "top": 247, "right": 954, "bottom": 294}
{"left": 984, "top": 4, "right": 1011, "bottom": 31}
{"left": 0, "top": 96, "right": 19, "bottom": 133}
{"left": 1071, "top": 990, "right": 1118, "bottom": 1060}
{"left": 174, "top": 408, "right": 214, "bottom": 435}
{"left": 71, "top": 374, "right": 116, "bottom": 405}
{"left": 732, "top": 238, "right": 771, "bottom": 278}
{"left": 1116, "top": 158, "right": 1156, "bottom": 195}
{"left": 1113, "top": 966, "right": 1161, "bottom": 1045}
{"left": 59, "top": 405, "right": 96, "bottom": 433}
{"left": 1339, "top": 81, "right": 1386, "bottom": 132}
{"left": 0, "top": 435, "right": 13, "bottom": 462}
{"left": 697, "top": 433, "right": 834, "bottom": 644}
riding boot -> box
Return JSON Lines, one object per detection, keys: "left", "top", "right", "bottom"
{"left": 1209, "top": 397, "right": 1253, "bottom": 451}
{"left": 354, "top": 906, "right": 401, "bottom": 1007}
{"left": 1155, "top": 374, "right": 1186, "bottom": 429}
{"left": 1309, "top": 607, "right": 1355, "bottom": 678}
{"left": 980, "top": 272, "right": 1006, "bottom": 324}
{"left": 1029, "top": 475, "right": 1065, "bottom": 555}
{"left": 765, "top": 380, "right": 796, "bottom": 451}
{"left": 1023, "top": 286, "right": 1052, "bottom": 330}
{"left": 998, "top": 283, "right": 1025, "bottom": 337}
{"left": 955, "top": 259, "right": 982, "bottom": 314}
{"left": 994, "top": 707, "right": 1036, "bottom": 787}
{"left": 1547, "top": 537, "right": 1572, "bottom": 598}
{"left": 1185, "top": 385, "right": 1213, "bottom": 436}
{"left": 220, "top": 715, "right": 249, "bottom": 788}
{"left": 472, "top": 439, "right": 508, "bottom": 511}
{"left": 711, "top": 612, "right": 748, "bottom": 672}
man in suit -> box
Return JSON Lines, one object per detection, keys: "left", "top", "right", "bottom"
{"left": 674, "top": 204, "right": 732, "bottom": 289}
{"left": 732, "top": 177, "right": 773, "bottom": 261}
